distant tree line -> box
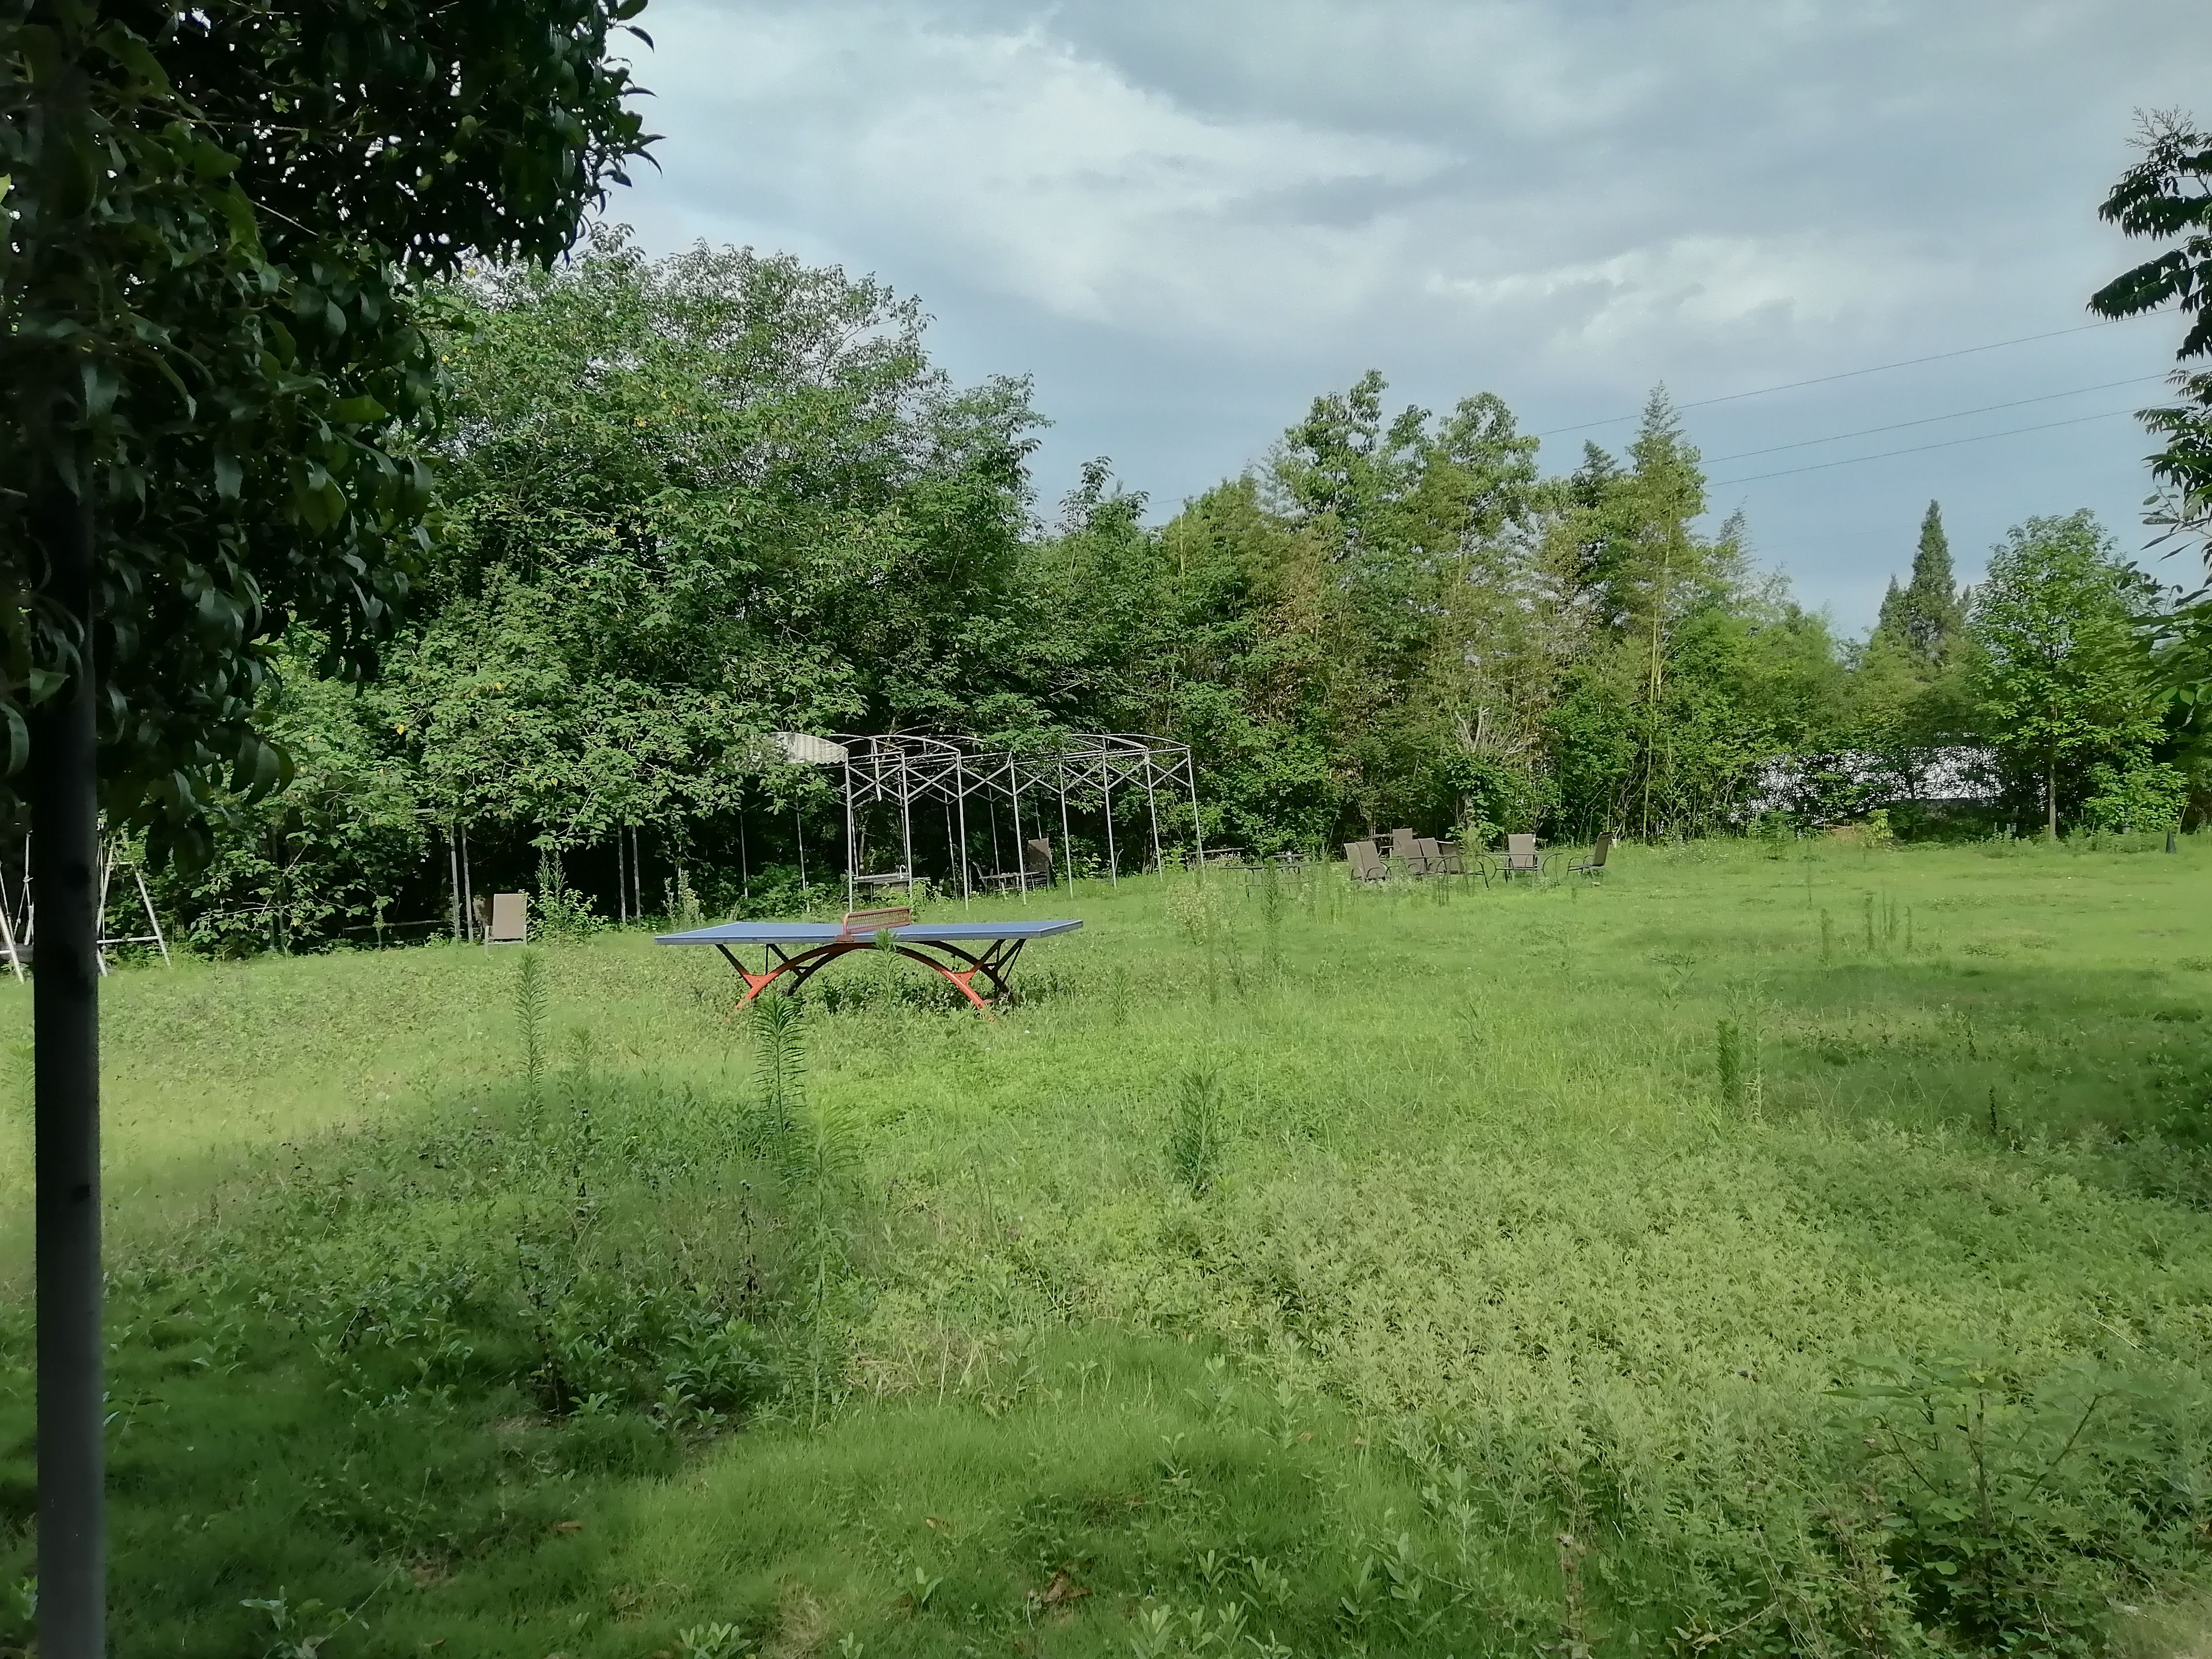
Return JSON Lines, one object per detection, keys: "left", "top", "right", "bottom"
{"left": 141, "top": 220, "right": 2203, "bottom": 951}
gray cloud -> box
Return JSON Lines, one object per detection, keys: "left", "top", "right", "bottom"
{"left": 611, "top": 0, "right": 2212, "bottom": 624}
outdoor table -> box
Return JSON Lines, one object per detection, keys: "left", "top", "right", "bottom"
{"left": 657, "top": 917, "right": 1083, "bottom": 1015}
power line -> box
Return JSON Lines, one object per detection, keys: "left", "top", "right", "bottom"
{"left": 1703, "top": 376, "right": 2164, "bottom": 464}
{"left": 1535, "top": 316, "right": 2141, "bottom": 439}
{"left": 1711, "top": 406, "right": 2141, "bottom": 488}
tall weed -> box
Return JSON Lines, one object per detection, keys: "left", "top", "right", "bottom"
{"left": 1168, "top": 1065, "right": 1229, "bottom": 1196}
{"left": 1168, "top": 875, "right": 1246, "bottom": 1004}
{"left": 515, "top": 949, "right": 547, "bottom": 1109}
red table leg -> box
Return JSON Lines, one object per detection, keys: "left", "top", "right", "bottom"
{"left": 712, "top": 937, "right": 1029, "bottom": 1017}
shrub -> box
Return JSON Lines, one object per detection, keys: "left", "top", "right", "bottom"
{"left": 2082, "top": 759, "right": 2188, "bottom": 834}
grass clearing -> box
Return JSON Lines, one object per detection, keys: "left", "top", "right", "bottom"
{"left": 5, "top": 836, "right": 2212, "bottom": 1655}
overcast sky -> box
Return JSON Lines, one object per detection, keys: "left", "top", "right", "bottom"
{"left": 609, "top": 0, "right": 2212, "bottom": 631}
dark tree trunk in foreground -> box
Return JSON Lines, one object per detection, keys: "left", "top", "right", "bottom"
{"left": 31, "top": 487, "right": 104, "bottom": 1659}
{"left": 2046, "top": 748, "right": 2059, "bottom": 842}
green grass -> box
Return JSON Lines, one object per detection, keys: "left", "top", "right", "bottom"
{"left": 6, "top": 835, "right": 2212, "bottom": 1656}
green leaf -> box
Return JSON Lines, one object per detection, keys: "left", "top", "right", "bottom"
{"left": 0, "top": 705, "right": 26, "bottom": 779}
{"left": 302, "top": 474, "right": 347, "bottom": 533}
{"left": 214, "top": 452, "right": 242, "bottom": 501}
{"left": 190, "top": 140, "right": 242, "bottom": 180}
{"left": 94, "top": 21, "right": 173, "bottom": 95}
{"left": 332, "top": 395, "right": 389, "bottom": 424}
{"left": 80, "top": 359, "right": 121, "bottom": 421}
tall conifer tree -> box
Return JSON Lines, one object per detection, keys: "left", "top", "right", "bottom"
{"left": 1875, "top": 501, "right": 1964, "bottom": 667}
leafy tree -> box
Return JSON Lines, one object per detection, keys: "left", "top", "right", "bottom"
{"left": 387, "top": 230, "right": 1041, "bottom": 871}
{"left": 176, "top": 348, "right": 1880, "bottom": 927}
{"left": 150, "top": 636, "right": 427, "bottom": 955}
{"left": 1970, "top": 512, "right": 2162, "bottom": 838}
{"left": 1, "top": 5, "right": 648, "bottom": 1648}
{"left": 2, "top": 1, "right": 651, "bottom": 850}
{"left": 2091, "top": 110, "right": 2212, "bottom": 556}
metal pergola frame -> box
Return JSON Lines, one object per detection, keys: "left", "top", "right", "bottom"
{"left": 774, "top": 731, "right": 1206, "bottom": 910}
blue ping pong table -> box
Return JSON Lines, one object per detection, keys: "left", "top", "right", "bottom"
{"left": 657, "top": 916, "right": 1083, "bottom": 1014}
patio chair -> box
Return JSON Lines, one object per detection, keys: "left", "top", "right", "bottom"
{"left": 1384, "top": 828, "right": 1420, "bottom": 865}
{"left": 1024, "top": 836, "right": 1056, "bottom": 884}
{"left": 1435, "top": 839, "right": 1487, "bottom": 886}
{"left": 1410, "top": 836, "right": 1445, "bottom": 877}
{"left": 1568, "top": 835, "right": 1615, "bottom": 881}
{"left": 1343, "top": 840, "right": 1389, "bottom": 883}
{"left": 485, "top": 891, "right": 529, "bottom": 946}
{"left": 1494, "top": 835, "right": 1550, "bottom": 881}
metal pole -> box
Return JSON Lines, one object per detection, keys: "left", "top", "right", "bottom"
{"left": 616, "top": 826, "right": 627, "bottom": 924}
{"left": 739, "top": 791, "right": 750, "bottom": 898}
{"left": 0, "top": 881, "right": 23, "bottom": 981}
{"left": 1011, "top": 759, "right": 1029, "bottom": 901}
{"left": 1057, "top": 745, "right": 1074, "bottom": 892}
{"left": 1186, "top": 750, "right": 1207, "bottom": 873}
{"left": 1146, "top": 771, "right": 1163, "bottom": 876}
{"left": 633, "top": 825, "right": 646, "bottom": 919}
{"left": 954, "top": 755, "right": 971, "bottom": 906}
{"left": 131, "top": 865, "right": 170, "bottom": 966}
{"left": 797, "top": 808, "right": 808, "bottom": 896}
{"left": 448, "top": 831, "right": 463, "bottom": 940}
{"left": 899, "top": 754, "right": 915, "bottom": 899}
{"left": 31, "top": 484, "right": 104, "bottom": 1659}
{"left": 460, "top": 825, "right": 475, "bottom": 941}
{"left": 91, "top": 838, "right": 112, "bottom": 977}
{"left": 1103, "top": 777, "right": 1118, "bottom": 886}
{"left": 841, "top": 758, "right": 853, "bottom": 912}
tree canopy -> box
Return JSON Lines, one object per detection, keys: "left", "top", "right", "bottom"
{"left": 1970, "top": 513, "right": 2164, "bottom": 838}
{"left": 0, "top": 0, "right": 652, "bottom": 857}
{"left": 83, "top": 144, "right": 2212, "bottom": 948}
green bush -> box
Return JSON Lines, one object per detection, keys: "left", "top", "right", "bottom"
{"left": 2082, "top": 758, "right": 2188, "bottom": 834}
{"left": 1836, "top": 1358, "right": 2212, "bottom": 1654}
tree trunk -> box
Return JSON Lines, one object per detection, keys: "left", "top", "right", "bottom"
{"left": 31, "top": 486, "right": 104, "bottom": 1659}
{"left": 2046, "top": 747, "right": 2058, "bottom": 842}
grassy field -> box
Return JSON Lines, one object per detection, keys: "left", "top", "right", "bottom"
{"left": 5, "top": 835, "right": 2212, "bottom": 1657}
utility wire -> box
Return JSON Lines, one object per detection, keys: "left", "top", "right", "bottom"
{"left": 1711, "top": 406, "right": 2140, "bottom": 487}
{"left": 1535, "top": 316, "right": 2141, "bottom": 439}
{"left": 1703, "top": 375, "right": 2164, "bottom": 464}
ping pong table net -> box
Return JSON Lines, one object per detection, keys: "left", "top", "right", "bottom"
{"left": 840, "top": 906, "right": 912, "bottom": 938}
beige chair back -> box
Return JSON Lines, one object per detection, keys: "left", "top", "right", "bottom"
{"left": 1024, "top": 836, "right": 1055, "bottom": 878}
{"left": 1501, "top": 834, "right": 1540, "bottom": 873}
{"left": 1343, "top": 839, "right": 1387, "bottom": 881}
{"left": 487, "top": 891, "right": 529, "bottom": 944}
